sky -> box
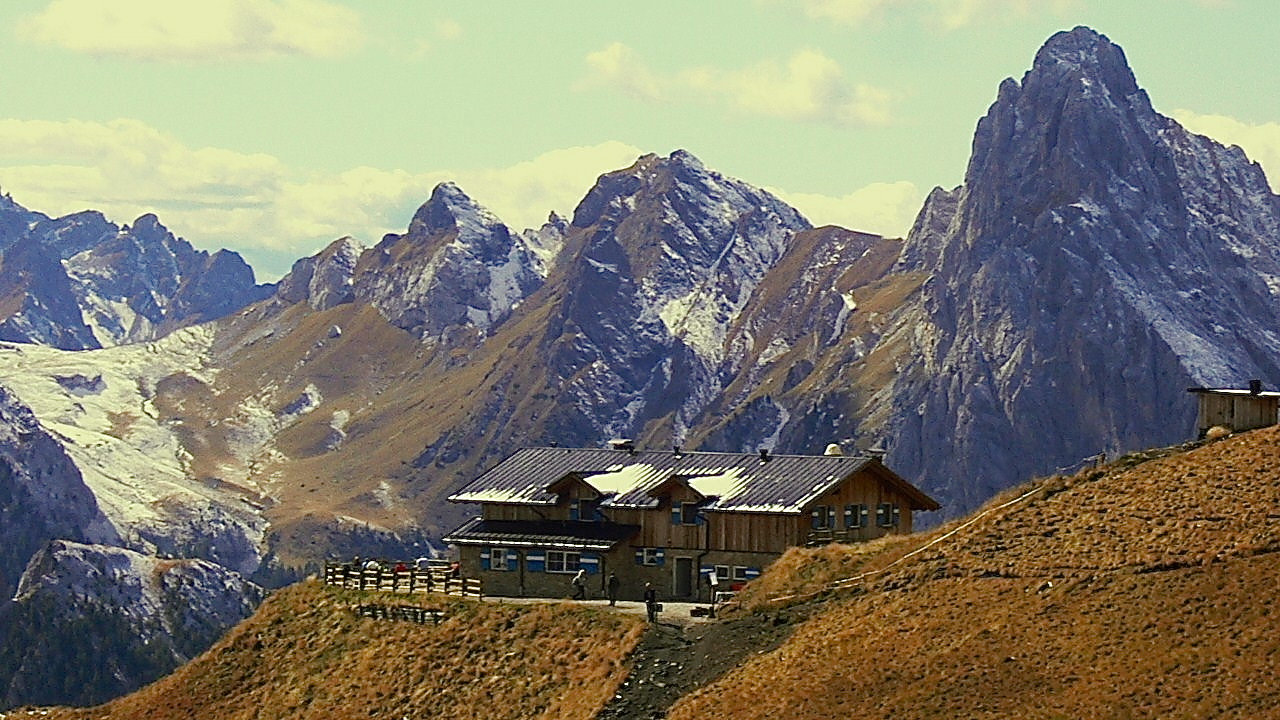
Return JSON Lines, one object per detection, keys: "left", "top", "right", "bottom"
{"left": 1, "top": 0, "right": 1278, "bottom": 281}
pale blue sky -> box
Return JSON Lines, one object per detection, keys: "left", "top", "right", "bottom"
{"left": 1, "top": 1, "right": 1277, "bottom": 279}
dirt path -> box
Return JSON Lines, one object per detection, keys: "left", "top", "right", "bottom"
{"left": 594, "top": 606, "right": 804, "bottom": 719}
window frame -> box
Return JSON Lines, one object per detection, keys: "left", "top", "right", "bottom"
{"left": 546, "top": 550, "right": 581, "bottom": 574}
{"left": 490, "top": 547, "right": 511, "bottom": 571}
{"left": 642, "top": 547, "right": 662, "bottom": 566}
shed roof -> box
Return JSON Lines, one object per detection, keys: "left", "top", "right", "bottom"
{"left": 448, "top": 447, "right": 940, "bottom": 514}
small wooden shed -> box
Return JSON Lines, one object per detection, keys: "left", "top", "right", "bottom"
{"left": 1188, "top": 380, "right": 1280, "bottom": 436}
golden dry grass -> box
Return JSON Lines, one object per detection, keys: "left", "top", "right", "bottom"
{"left": 670, "top": 425, "right": 1280, "bottom": 719}
{"left": 38, "top": 581, "right": 645, "bottom": 720}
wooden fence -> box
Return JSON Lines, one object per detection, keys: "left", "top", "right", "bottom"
{"left": 353, "top": 603, "right": 445, "bottom": 625}
{"left": 322, "top": 561, "right": 483, "bottom": 598}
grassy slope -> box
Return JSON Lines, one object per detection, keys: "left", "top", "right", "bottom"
{"left": 31, "top": 427, "right": 1280, "bottom": 719}
{"left": 669, "top": 425, "right": 1280, "bottom": 719}
{"left": 41, "top": 582, "right": 644, "bottom": 720}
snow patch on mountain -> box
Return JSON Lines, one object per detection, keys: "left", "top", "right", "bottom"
{"left": 0, "top": 327, "right": 266, "bottom": 574}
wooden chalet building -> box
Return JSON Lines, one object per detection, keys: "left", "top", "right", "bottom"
{"left": 1188, "top": 380, "right": 1280, "bottom": 436}
{"left": 443, "top": 444, "right": 939, "bottom": 603}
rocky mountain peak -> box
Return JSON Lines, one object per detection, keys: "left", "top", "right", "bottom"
{"left": 1032, "top": 26, "right": 1137, "bottom": 94}
{"left": 410, "top": 181, "right": 504, "bottom": 239}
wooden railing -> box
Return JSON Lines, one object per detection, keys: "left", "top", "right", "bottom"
{"left": 322, "top": 562, "right": 483, "bottom": 598}
{"left": 353, "top": 603, "right": 445, "bottom": 625}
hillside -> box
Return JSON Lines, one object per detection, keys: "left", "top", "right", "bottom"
{"left": 669, "top": 424, "right": 1280, "bottom": 719}
{"left": 34, "top": 582, "right": 646, "bottom": 720}
{"left": 22, "top": 425, "right": 1280, "bottom": 719}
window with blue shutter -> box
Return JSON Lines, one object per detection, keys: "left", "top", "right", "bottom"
{"left": 480, "top": 549, "right": 491, "bottom": 571}
{"left": 506, "top": 550, "right": 518, "bottom": 572}
{"left": 580, "top": 553, "right": 600, "bottom": 574}
{"left": 635, "top": 549, "right": 645, "bottom": 565}
{"left": 877, "top": 503, "right": 899, "bottom": 528}
{"left": 671, "top": 502, "right": 682, "bottom": 525}
{"left": 527, "top": 551, "right": 546, "bottom": 572}
{"left": 845, "top": 504, "right": 867, "bottom": 529}
{"left": 569, "top": 499, "right": 580, "bottom": 521}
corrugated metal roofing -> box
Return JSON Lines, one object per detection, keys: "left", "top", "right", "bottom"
{"left": 442, "top": 517, "right": 640, "bottom": 550}
{"left": 449, "top": 447, "right": 940, "bottom": 513}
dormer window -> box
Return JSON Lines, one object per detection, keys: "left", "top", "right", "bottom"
{"left": 569, "top": 498, "right": 599, "bottom": 522}
{"left": 671, "top": 500, "right": 702, "bottom": 526}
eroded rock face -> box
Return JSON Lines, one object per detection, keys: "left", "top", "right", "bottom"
{"left": 880, "top": 27, "right": 1280, "bottom": 514}
{"left": 0, "top": 385, "right": 117, "bottom": 598}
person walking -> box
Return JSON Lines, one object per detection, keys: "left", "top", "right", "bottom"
{"left": 644, "top": 582, "right": 659, "bottom": 622}
{"left": 607, "top": 571, "right": 620, "bottom": 606}
{"left": 571, "top": 568, "right": 588, "bottom": 600}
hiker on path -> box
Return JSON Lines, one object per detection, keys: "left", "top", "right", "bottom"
{"left": 644, "top": 582, "right": 658, "bottom": 622}
{"left": 572, "top": 568, "right": 588, "bottom": 600}
{"left": 607, "top": 571, "right": 620, "bottom": 606}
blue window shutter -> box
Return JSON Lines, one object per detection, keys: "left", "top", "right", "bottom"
{"left": 507, "top": 552, "right": 518, "bottom": 572}
{"left": 811, "top": 508, "right": 823, "bottom": 529}
{"left": 656, "top": 548, "right": 665, "bottom": 567}
{"left": 696, "top": 510, "right": 705, "bottom": 525}
{"left": 843, "top": 505, "right": 854, "bottom": 528}
{"left": 635, "top": 549, "right": 644, "bottom": 565}
{"left": 671, "top": 503, "right": 682, "bottom": 525}
{"left": 480, "top": 549, "right": 491, "bottom": 571}
{"left": 744, "top": 567, "right": 761, "bottom": 579}
{"left": 580, "top": 553, "right": 600, "bottom": 573}
{"left": 828, "top": 507, "right": 837, "bottom": 528}
{"left": 527, "top": 552, "right": 545, "bottom": 572}
{"left": 569, "top": 499, "right": 580, "bottom": 521}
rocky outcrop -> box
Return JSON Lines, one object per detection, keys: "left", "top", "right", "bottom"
{"left": 0, "top": 385, "right": 117, "bottom": 598}
{"left": 275, "top": 236, "right": 364, "bottom": 311}
{"left": 0, "top": 540, "right": 262, "bottom": 710}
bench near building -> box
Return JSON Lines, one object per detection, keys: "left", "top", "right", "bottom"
{"left": 443, "top": 443, "right": 939, "bottom": 603}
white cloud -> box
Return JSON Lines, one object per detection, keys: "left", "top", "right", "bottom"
{"left": 576, "top": 42, "right": 666, "bottom": 102}
{"left": 17, "top": 0, "right": 364, "bottom": 61}
{"left": 770, "top": 181, "right": 922, "bottom": 238}
{"left": 578, "top": 44, "right": 895, "bottom": 127}
{"left": 1171, "top": 110, "right": 1280, "bottom": 192}
{"left": 776, "top": 0, "right": 1078, "bottom": 30}
{"left": 688, "top": 49, "right": 896, "bottom": 126}
{"left": 0, "top": 117, "right": 643, "bottom": 279}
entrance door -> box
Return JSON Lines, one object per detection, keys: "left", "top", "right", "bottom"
{"left": 674, "top": 557, "right": 694, "bottom": 598}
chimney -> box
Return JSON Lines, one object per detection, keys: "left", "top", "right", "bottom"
{"left": 758, "top": 448, "right": 771, "bottom": 463}
{"left": 673, "top": 445, "right": 683, "bottom": 459}
{"left": 1250, "top": 379, "right": 1263, "bottom": 395}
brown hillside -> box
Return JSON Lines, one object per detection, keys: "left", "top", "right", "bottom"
{"left": 37, "top": 582, "right": 644, "bottom": 720}
{"left": 670, "top": 425, "right": 1280, "bottom": 719}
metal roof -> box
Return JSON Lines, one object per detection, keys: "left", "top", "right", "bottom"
{"left": 442, "top": 517, "right": 640, "bottom": 550}
{"left": 448, "top": 447, "right": 940, "bottom": 513}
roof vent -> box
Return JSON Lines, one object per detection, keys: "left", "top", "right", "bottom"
{"left": 673, "top": 445, "right": 683, "bottom": 458}
{"left": 1250, "top": 379, "right": 1263, "bottom": 395}
{"left": 823, "top": 443, "right": 843, "bottom": 456}
{"left": 759, "top": 448, "right": 771, "bottom": 463}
